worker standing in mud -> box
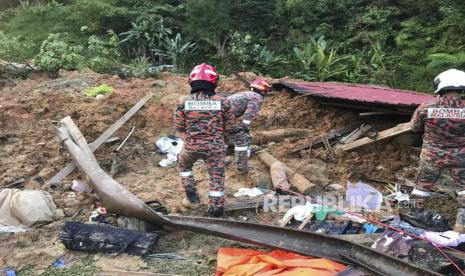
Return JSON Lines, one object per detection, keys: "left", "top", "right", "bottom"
{"left": 410, "top": 69, "right": 465, "bottom": 233}
{"left": 226, "top": 78, "right": 272, "bottom": 174}
{"left": 175, "top": 63, "right": 234, "bottom": 218}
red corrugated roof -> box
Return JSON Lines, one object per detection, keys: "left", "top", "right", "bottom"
{"left": 280, "top": 80, "right": 436, "bottom": 108}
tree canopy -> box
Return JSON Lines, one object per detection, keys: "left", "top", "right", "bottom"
{"left": 1, "top": 0, "right": 465, "bottom": 92}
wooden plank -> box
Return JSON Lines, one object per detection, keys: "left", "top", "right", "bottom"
{"left": 47, "top": 93, "right": 152, "bottom": 185}
{"left": 289, "top": 122, "right": 359, "bottom": 154}
{"left": 339, "top": 125, "right": 372, "bottom": 144}
{"left": 252, "top": 128, "right": 311, "bottom": 145}
{"left": 341, "top": 122, "right": 411, "bottom": 152}
{"left": 317, "top": 100, "right": 413, "bottom": 115}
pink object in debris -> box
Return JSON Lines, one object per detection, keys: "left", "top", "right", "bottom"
{"left": 280, "top": 80, "right": 436, "bottom": 109}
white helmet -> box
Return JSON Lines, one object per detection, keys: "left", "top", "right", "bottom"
{"left": 433, "top": 69, "right": 465, "bottom": 94}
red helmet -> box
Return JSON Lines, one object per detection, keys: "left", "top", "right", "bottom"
{"left": 250, "top": 78, "right": 271, "bottom": 94}
{"left": 189, "top": 63, "right": 219, "bottom": 85}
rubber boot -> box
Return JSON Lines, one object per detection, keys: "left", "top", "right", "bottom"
{"left": 454, "top": 207, "right": 465, "bottom": 233}
{"left": 182, "top": 187, "right": 201, "bottom": 209}
{"left": 207, "top": 205, "right": 224, "bottom": 218}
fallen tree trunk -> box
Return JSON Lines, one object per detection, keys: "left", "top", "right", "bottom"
{"left": 342, "top": 122, "right": 411, "bottom": 152}
{"left": 256, "top": 150, "right": 318, "bottom": 194}
{"left": 252, "top": 128, "right": 310, "bottom": 145}
{"left": 53, "top": 118, "right": 439, "bottom": 276}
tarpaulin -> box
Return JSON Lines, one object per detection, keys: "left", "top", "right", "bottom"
{"left": 215, "top": 248, "right": 346, "bottom": 276}
{"left": 0, "top": 188, "right": 57, "bottom": 228}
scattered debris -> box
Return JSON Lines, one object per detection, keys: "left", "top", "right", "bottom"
{"left": 47, "top": 92, "right": 153, "bottom": 185}
{"left": 60, "top": 222, "right": 160, "bottom": 256}
{"left": 71, "top": 180, "right": 92, "bottom": 193}
{"left": 0, "top": 188, "right": 58, "bottom": 228}
{"left": 233, "top": 187, "right": 264, "bottom": 198}
{"left": 342, "top": 122, "right": 411, "bottom": 152}
{"left": 345, "top": 181, "right": 383, "bottom": 211}
{"left": 400, "top": 210, "right": 450, "bottom": 232}
{"left": 257, "top": 150, "right": 318, "bottom": 194}
{"left": 116, "top": 125, "right": 136, "bottom": 152}
{"left": 53, "top": 117, "right": 435, "bottom": 275}
{"left": 372, "top": 230, "right": 413, "bottom": 259}
{"left": 289, "top": 122, "right": 359, "bottom": 153}
{"left": 422, "top": 230, "right": 465, "bottom": 247}
{"left": 279, "top": 201, "right": 313, "bottom": 226}
{"left": 155, "top": 135, "right": 183, "bottom": 167}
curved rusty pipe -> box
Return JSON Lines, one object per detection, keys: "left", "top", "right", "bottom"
{"left": 55, "top": 125, "right": 440, "bottom": 276}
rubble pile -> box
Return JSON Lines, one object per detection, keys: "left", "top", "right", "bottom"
{"left": 1, "top": 70, "right": 464, "bottom": 275}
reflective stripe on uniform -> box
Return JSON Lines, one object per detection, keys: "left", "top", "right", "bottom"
{"left": 209, "top": 190, "right": 224, "bottom": 197}
{"left": 242, "top": 119, "right": 251, "bottom": 125}
{"left": 235, "top": 146, "right": 248, "bottom": 151}
{"left": 180, "top": 171, "right": 193, "bottom": 177}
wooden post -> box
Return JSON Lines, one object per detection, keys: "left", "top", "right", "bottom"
{"left": 256, "top": 150, "right": 318, "bottom": 194}
{"left": 252, "top": 128, "right": 311, "bottom": 145}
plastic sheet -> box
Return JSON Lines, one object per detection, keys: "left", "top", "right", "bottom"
{"left": 155, "top": 136, "right": 183, "bottom": 167}
{"left": 215, "top": 247, "right": 346, "bottom": 276}
{"left": 60, "top": 222, "right": 160, "bottom": 256}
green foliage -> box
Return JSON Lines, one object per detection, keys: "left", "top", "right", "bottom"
{"left": 3, "top": 0, "right": 465, "bottom": 92}
{"left": 35, "top": 33, "right": 84, "bottom": 72}
{"left": 292, "top": 36, "right": 348, "bottom": 81}
{"left": 163, "top": 33, "right": 197, "bottom": 72}
{"left": 83, "top": 84, "right": 113, "bottom": 97}
{"left": 118, "top": 57, "right": 160, "bottom": 78}
{"left": 0, "top": 31, "right": 33, "bottom": 62}
{"left": 120, "top": 17, "right": 172, "bottom": 62}
{"left": 86, "top": 31, "right": 121, "bottom": 73}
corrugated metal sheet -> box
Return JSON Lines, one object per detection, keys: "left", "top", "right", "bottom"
{"left": 280, "top": 80, "right": 436, "bottom": 108}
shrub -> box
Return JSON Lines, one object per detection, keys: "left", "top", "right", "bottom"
{"left": 86, "top": 31, "right": 121, "bottom": 73}
{"left": 118, "top": 57, "right": 159, "bottom": 79}
{"left": 35, "top": 33, "right": 84, "bottom": 72}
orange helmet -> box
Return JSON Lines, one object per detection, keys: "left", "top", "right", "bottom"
{"left": 189, "top": 63, "right": 219, "bottom": 85}
{"left": 250, "top": 78, "right": 271, "bottom": 95}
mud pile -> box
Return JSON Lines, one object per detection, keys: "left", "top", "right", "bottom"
{"left": 0, "top": 70, "right": 429, "bottom": 273}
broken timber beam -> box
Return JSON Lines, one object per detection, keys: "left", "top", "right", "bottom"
{"left": 256, "top": 150, "right": 318, "bottom": 194}
{"left": 289, "top": 122, "right": 359, "bottom": 154}
{"left": 47, "top": 93, "right": 152, "bottom": 185}
{"left": 341, "top": 122, "right": 411, "bottom": 152}
{"left": 53, "top": 118, "right": 439, "bottom": 276}
{"left": 252, "top": 128, "right": 311, "bottom": 145}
